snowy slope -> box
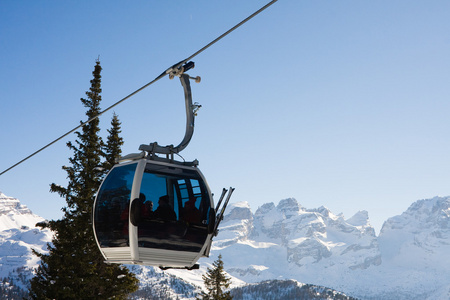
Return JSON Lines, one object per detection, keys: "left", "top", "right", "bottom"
{"left": 0, "top": 191, "right": 52, "bottom": 288}
{"left": 1, "top": 190, "right": 450, "bottom": 299}
{"left": 375, "top": 196, "right": 450, "bottom": 299}
{"left": 206, "top": 200, "right": 380, "bottom": 280}
{"left": 194, "top": 197, "right": 450, "bottom": 300}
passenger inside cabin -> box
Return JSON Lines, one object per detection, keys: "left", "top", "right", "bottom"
{"left": 154, "top": 195, "right": 177, "bottom": 221}
{"left": 143, "top": 200, "right": 154, "bottom": 219}
{"left": 183, "top": 196, "right": 201, "bottom": 224}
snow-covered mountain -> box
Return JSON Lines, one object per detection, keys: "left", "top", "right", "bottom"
{"left": 375, "top": 196, "right": 450, "bottom": 299}
{"left": 0, "top": 191, "right": 52, "bottom": 289}
{"left": 1, "top": 190, "right": 449, "bottom": 299}
{"left": 203, "top": 197, "right": 450, "bottom": 299}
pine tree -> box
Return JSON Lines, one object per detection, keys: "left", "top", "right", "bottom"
{"left": 103, "top": 112, "right": 124, "bottom": 171}
{"left": 198, "top": 255, "right": 233, "bottom": 300}
{"left": 29, "top": 61, "right": 139, "bottom": 299}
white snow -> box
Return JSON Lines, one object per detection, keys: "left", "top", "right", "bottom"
{"left": 1, "top": 190, "right": 450, "bottom": 299}
{"left": 0, "top": 191, "right": 53, "bottom": 284}
{"left": 198, "top": 196, "right": 450, "bottom": 299}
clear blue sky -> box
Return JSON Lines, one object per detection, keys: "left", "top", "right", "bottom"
{"left": 1, "top": 1, "right": 450, "bottom": 233}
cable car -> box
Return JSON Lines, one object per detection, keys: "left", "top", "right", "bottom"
{"left": 93, "top": 63, "right": 233, "bottom": 269}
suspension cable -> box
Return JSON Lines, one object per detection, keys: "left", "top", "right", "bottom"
{"left": 0, "top": 0, "right": 278, "bottom": 177}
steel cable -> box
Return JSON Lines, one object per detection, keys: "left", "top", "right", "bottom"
{"left": 0, "top": 0, "right": 278, "bottom": 176}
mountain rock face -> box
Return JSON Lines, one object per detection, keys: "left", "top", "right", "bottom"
{"left": 1, "top": 190, "right": 450, "bottom": 299}
{"left": 0, "top": 191, "right": 52, "bottom": 290}
{"left": 374, "top": 196, "right": 450, "bottom": 299}
{"left": 210, "top": 197, "right": 450, "bottom": 300}
{"left": 213, "top": 199, "right": 380, "bottom": 279}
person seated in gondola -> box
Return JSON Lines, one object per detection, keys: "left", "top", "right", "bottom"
{"left": 142, "top": 200, "right": 154, "bottom": 220}
{"left": 182, "top": 196, "right": 202, "bottom": 224}
{"left": 136, "top": 195, "right": 155, "bottom": 242}
{"left": 154, "top": 195, "right": 177, "bottom": 221}
{"left": 120, "top": 201, "right": 130, "bottom": 237}
{"left": 181, "top": 196, "right": 205, "bottom": 247}
{"left": 133, "top": 193, "right": 151, "bottom": 222}
{"left": 128, "top": 193, "right": 151, "bottom": 230}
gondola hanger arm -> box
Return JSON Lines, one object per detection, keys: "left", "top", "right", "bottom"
{"left": 139, "top": 63, "right": 199, "bottom": 156}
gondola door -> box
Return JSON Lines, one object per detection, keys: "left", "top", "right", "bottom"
{"left": 134, "top": 160, "right": 214, "bottom": 267}
{"left": 93, "top": 159, "right": 146, "bottom": 264}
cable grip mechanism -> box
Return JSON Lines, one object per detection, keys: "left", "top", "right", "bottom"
{"left": 167, "top": 61, "right": 201, "bottom": 83}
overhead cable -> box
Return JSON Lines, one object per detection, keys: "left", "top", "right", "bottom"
{"left": 0, "top": 0, "right": 278, "bottom": 177}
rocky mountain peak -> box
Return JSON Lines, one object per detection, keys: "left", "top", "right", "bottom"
{"left": 0, "top": 192, "right": 39, "bottom": 232}
{"left": 276, "top": 198, "right": 300, "bottom": 218}
{"left": 346, "top": 210, "right": 370, "bottom": 227}
{"left": 310, "top": 205, "right": 331, "bottom": 217}
{"left": 0, "top": 191, "right": 33, "bottom": 217}
{"left": 2, "top": 190, "right": 450, "bottom": 300}
{"left": 255, "top": 202, "right": 275, "bottom": 216}
{"left": 224, "top": 202, "right": 253, "bottom": 221}
{"left": 380, "top": 196, "right": 450, "bottom": 235}
{"left": 373, "top": 196, "right": 450, "bottom": 299}
{"left": 409, "top": 196, "right": 450, "bottom": 228}
{"left": 0, "top": 191, "right": 53, "bottom": 286}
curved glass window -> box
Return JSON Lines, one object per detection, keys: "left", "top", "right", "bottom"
{"left": 94, "top": 163, "right": 137, "bottom": 247}
{"left": 136, "top": 163, "right": 211, "bottom": 252}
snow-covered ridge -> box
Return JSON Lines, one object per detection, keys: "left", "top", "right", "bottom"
{"left": 208, "top": 197, "right": 450, "bottom": 300}
{"left": 1, "top": 191, "right": 450, "bottom": 299}
{"left": 0, "top": 191, "right": 53, "bottom": 288}
{"left": 0, "top": 191, "right": 32, "bottom": 214}
{"left": 0, "top": 191, "right": 39, "bottom": 230}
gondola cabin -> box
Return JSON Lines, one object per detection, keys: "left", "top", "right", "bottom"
{"left": 93, "top": 158, "right": 216, "bottom": 269}
{"left": 93, "top": 67, "right": 233, "bottom": 269}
